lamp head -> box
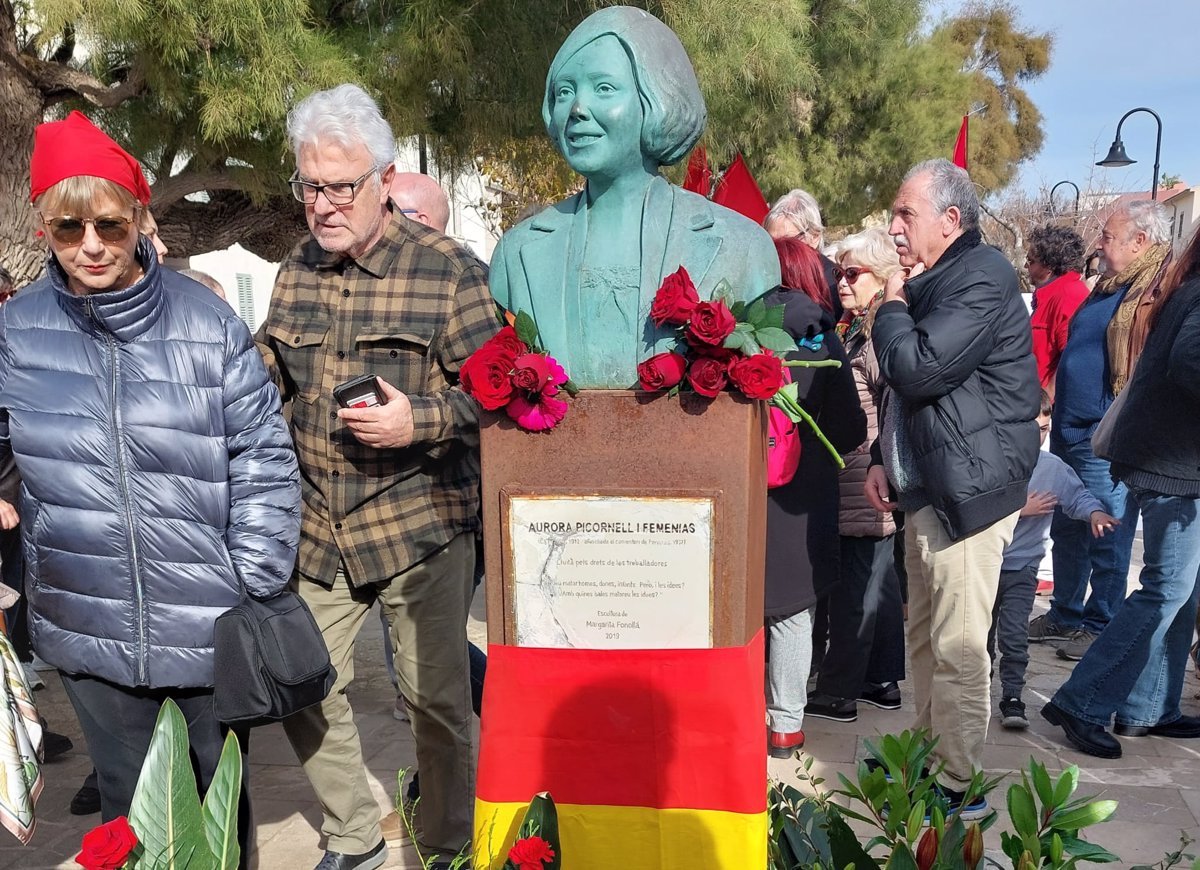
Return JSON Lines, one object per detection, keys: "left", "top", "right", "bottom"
{"left": 1097, "top": 139, "right": 1135, "bottom": 168}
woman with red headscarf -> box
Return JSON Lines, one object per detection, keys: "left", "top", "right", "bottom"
{"left": 763, "top": 237, "right": 864, "bottom": 758}
{"left": 0, "top": 112, "right": 300, "bottom": 862}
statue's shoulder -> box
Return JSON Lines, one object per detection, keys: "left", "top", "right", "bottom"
{"left": 496, "top": 196, "right": 580, "bottom": 253}
{"left": 669, "top": 186, "right": 780, "bottom": 291}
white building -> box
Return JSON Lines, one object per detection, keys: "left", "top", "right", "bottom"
{"left": 184, "top": 138, "right": 502, "bottom": 331}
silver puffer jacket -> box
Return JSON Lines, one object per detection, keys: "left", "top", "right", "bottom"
{"left": 0, "top": 240, "right": 300, "bottom": 688}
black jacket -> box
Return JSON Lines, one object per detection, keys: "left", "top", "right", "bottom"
{"left": 1106, "top": 276, "right": 1200, "bottom": 496}
{"left": 871, "top": 230, "right": 1039, "bottom": 540}
{"left": 765, "top": 289, "right": 866, "bottom": 617}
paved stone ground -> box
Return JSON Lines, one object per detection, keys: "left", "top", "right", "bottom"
{"left": 9, "top": 532, "right": 1200, "bottom": 868}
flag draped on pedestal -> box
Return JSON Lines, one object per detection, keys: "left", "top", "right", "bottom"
{"left": 473, "top": 632, "right": 768, "bottom": 868}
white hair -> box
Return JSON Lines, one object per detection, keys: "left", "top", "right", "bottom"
{"left": 836, "top": 227, "right": 904, "bottom": 282}
{"left": 903, "top": 158, "right": 979, "bottom": 232}
{"left": 766, "top": 188, "right": 824, "bottom": 241}
{"left": 287, "top": 84, "right": 396, "bottom": 170}
{"left": 1119, "top": 200, "right": 1172, "bottom": 245}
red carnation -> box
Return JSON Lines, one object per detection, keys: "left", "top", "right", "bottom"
{"left": 729, "top": 353, "right": 785, "bottom": 400}
{"left": 461, "top": 345, "right": 515, "bottom": 411}
{"left": 687, "top": 355, "right": 729, "bottom": 398}
{"left": 637, "top": 352, "right": 689, "bottom": 391}
{"left": 685, "top": 300, "right": 737, "bottom": 347}
{"left": 508, "top": 835, "right": 556, "bottom": 870}
{"left": 75, "top": 816, "right": 138, "bottom": 870}
{"left": 650, "top": 266, "right": 700, "bottom": 326}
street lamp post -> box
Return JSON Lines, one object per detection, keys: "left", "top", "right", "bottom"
{"left": 1048, "top": 180, "right": 1080, "bottom": 215}
{"left": 1096, "top": 107, "right": 1163, "bottom": 201}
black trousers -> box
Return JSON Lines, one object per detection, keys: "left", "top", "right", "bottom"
{"left": 61, "top": 673, "right": 252, "bottom": 866}
{"left": 816, "top": 534, "right": 907, "bottom": 699}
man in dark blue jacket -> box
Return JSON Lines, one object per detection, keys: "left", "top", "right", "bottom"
{"left": 866, "top": 158, "right": 1039, "bottom": 818}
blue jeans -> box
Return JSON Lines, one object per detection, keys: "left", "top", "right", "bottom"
{"left": 1048, "top": 433, "right": 1140, "bottom": 632}
{"left": 1052, "top": 489, "right": 1200, "bottom": 728}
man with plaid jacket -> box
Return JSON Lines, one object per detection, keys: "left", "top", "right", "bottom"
{"left": 256, "top": 84, "right": 496, "bottom": 870}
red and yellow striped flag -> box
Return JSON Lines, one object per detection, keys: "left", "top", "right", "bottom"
{"left": 473, "top": 631, "right": 767, "bottom": 868}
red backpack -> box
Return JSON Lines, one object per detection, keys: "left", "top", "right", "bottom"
{"left": 767, "top": 366, "right": 801, "bottom": 488}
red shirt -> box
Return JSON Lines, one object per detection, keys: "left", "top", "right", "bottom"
{"left": 1031, "top": 271, "right": 1090, "bottom": 388}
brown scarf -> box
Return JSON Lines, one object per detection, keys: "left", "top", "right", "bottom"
{"left": 1096, "top": 242, "right": 1172, "bottom": 395}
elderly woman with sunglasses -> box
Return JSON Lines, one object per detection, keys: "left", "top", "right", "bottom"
{"left": 0, "top": 111, "right": 300, "bottom": 859}
{"left": 805, "top": 228, "right": 909, "bottom": 724}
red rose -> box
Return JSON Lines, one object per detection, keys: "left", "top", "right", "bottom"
{"left": 461, "top": 345, "right": 515, "bottom": 411}
{"left": 685, "top": 300, "right": 737, "bottom": 347}
{"left": 650, "top": 266, "right": 700, "bottom": 326}
{"left": 687, "top": 355, "right": 729, "bottom": 398}
{"left": 76, "top": 816, "right": 138, "bottom": 870}
{"left": 637, "top": 352, "right": 689, "bottom": 391}
{"left": 692, "top": 345, "right": 736, "bottom": 363}
{"left": 729, "top": 353, "right": 785, "bottom": 400}
{"left": 511, "top": 352, "right": 554, "bottom": 394}
{"left": 508, "top": 835, "right": 556, "bottom": 869}
{"left": 487, "top": 325, "right": 528, "bottom": 363}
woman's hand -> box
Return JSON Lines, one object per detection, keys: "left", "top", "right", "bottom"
{"left": 0, "top": 499, "right": 18, "bottom": 530}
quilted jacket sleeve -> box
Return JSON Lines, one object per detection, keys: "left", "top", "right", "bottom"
{"left": 222, "top": 316, "right": 301, "bottom": 599}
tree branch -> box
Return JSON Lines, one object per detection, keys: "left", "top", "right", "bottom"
{"left": 19, "top": 53, "right": 145, "bottom": 108}
{"left": 149, "top": 168, "right": 249, "bottom": 210}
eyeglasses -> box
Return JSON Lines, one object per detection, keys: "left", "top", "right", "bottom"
{"left": 41, "top": 215, "right": 137, "bottom": 246}
{"left": 289, "top": 168, "right": 377, "bottom": 205}
{"left": 834, "top": 265, "right": 871, "bottom": 284}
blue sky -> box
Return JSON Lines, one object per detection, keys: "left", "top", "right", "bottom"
{"left": 935, "top": 0, "right": 1200, "bottom": 198}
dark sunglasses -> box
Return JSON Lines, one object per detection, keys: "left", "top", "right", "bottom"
{"left": 834, "top": 265, "right": 871, "bottom": 284}
{"left": 42, "top": 215, "right": 137, "bottom": 245}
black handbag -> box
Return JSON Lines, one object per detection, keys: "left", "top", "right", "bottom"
{"left": 212, "top": 590, "right": 336, "bottom": 727}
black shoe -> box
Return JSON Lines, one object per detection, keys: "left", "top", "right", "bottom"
{"left": 858, "top": 681, "right": 902, "bottom": 710}
{"left": 314, "top": 841, "right": 387, "bottom": 870}
{"left": 1115, "top": 714, "right": 1200, "bottom": 738}
{"left": 936, "top": 785, "right": 991, "bottom": 821}
{"left": 40, "top": 726, "right": 73, "bottom": 762}
{"left": 1041, "top": 701, "right": 1121, "bottom": 758}
{"left": 999, "top": 696, "right": 1028, "bottom": 730}
{"left": 804, "top": 694, "right": 858, "bottom": 723}
{"left": 70, "top": 784, "right": 102, "bottom": 816}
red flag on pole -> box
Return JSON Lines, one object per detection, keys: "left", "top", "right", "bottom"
{"left": 952, "top": 115, "right": 969, "bottom": 170}
{"left": 712, "top": 153, "right": 769, "bottom": 223}
{"left": 682, "top": 145, "right": 711, "bottom": 196}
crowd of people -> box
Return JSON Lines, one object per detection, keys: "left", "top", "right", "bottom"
{"left": 1, "top": 74, "right": 1200, "bottom": 870}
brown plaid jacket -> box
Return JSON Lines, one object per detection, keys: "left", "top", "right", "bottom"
{"left": 255, "top": 209, "right": 497, "bottom": 586}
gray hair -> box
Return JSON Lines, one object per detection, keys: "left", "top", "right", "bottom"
{"left": 836, "top": 227, "right": 904, "bottom": 282}
{"left": 1117, "top": 200, "right": 1172, "bottom": 245}
{"left": 766, "top": 189, "right": 824, "bottom": 241}
{"left": 904, "top": 158, "right": 979, "bottom": 232}
{"left": 287, "top": 84, "right": 396, "bottom": 171}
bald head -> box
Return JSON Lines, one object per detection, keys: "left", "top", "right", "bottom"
{"left": 390, "top": 172, "right": 450, "bottom": 233}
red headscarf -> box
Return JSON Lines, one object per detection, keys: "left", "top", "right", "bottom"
{"left": 30, "top": 111, "right": 152, "bottom": 205}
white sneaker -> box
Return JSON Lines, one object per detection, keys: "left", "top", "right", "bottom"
{"left": 22, "top": 664, "right": 44, "bottom": 691}
{"left": 393, "top": 696, "right": 410, "bottom": 722}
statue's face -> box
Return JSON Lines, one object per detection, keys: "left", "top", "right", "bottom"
{"left": 549, "top": 35, "right": 645, "bottom": 180}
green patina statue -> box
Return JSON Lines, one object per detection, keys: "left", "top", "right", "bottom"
{"left": 488, "top": 6, "right": 781, "bottom": 388}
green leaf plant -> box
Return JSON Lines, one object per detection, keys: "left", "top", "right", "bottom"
{"left": 125, "top": 699, "right": 242, "bottom": 870}
{"left": 768, "top": 730, "right": 1122, "bottom": 870}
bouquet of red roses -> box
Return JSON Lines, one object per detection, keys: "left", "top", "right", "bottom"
{"left": 637, "top": 266, "right": 844, "bottom": 467}
{"left": 461, "top": 311, "right": 578, "bottom": 432}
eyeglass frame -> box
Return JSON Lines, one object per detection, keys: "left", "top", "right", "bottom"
{"left": 38, "top": 213, "right": 140, "bottom": 246}
{"left": 833, "top": 264, "right": 873, "bottom": 285}
{"left": 288, "top": 167, "right": 379, "bottom": 205}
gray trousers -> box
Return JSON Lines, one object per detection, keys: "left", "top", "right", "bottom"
{"left": 283, "top": 533, "right": 475, "bottom": 856}
{"left": 767, "top": 608, "right": 814, "bottom": 733}
{"left": 987, "top": 561, "right": 1040, "bottom": 699}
